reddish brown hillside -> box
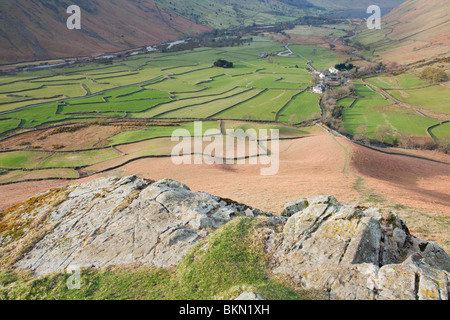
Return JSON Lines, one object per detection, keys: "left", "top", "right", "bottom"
{"left": 374, "top": 0, "right": 450, "bottom": 63}
{"left": 0, "top": 0, "right": 210, "bottom": 64}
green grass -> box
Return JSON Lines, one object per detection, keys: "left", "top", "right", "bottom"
{"left": 0, "top": 168, "right": 79, "bottom": 184}
{"left": 215, "top": 89, "right": 298, "bottom": 121}
{"left": 0, "top": 118, "right": 21, "bottom": 135}
{"left": 429, "top": 122, "right": 450, "bottom": 140}
{"left": 106, "top": 121, "right": 221, "bottom": 146}
{"left": 61, "top": 98, "right": 171, "bottom": 114}
{"left": 277, "top": 91, "right": 321, "bottom": 123}
{"left": 389, "top": 85, "right": 450, "bottom": 114}
{"left": 342, "top": 99, "right": 439, "bottom": 139}
{"left": 0, "top": 149, "right": 119, "bottom": 170}
{"left": 223, "top": 121, "right": 311, "bottom": 137}
{"left": 353, "top": 82, "right": 384, "bottom": 99}
{"left": 3, "top": 103, "right": 72, "bottom": 127}
{"left": 337, "top": 97, "right": 356, "bottom": 108}
{"left": 0, "top": 217, "right": 316, "bottom": 300}
{"left": 289, "top": 45, "right": 343, "bottom": 70}
{"left": 131, "top": 87, "right": 249, "bottom": 118}
{"left": 163, "top": 89, "right": 263, "bottom": 119}
{"left": 365, "top": 73, "right": 430, "bottom": 90}
{"left": 385, "top": 110, "right": 438, "bottom": 137}
{"left": 342, "top": 98, "right": 393, "bottom": 137}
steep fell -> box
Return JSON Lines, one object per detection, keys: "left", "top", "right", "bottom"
{"left": 0, "top": 0, "right": 210, "bottom": 64}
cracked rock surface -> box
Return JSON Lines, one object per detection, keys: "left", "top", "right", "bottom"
{"left": 8, "top": 176, "right": 275, "bottom": 276}
{"left": 272, "top": 195, "right": 450, "bottom": 300}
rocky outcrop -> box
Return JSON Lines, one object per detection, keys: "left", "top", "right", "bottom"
{"left": 272, "top": 195, "right": 450, "bottom": 300}
{"left": 0, "top": 176, "right": 276, "bottom": 276}
{"left": 0, "top": 176, "right": 449, "bottom": 300}
{"left": 235, "top": 292, "right": 265, "bottom": 300}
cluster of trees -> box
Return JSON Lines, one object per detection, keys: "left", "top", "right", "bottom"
{"left": 353, "top": 125, "right": 398, "bottom": 145}
{"left": 353, "top": 62, "right": 382, "bottom": 77}
{"left": 419, "top": 67, "right": 449, "bottom": 83}
{"left": 350, "top": 125, "right": 450, "bottom": 153}
{"left": 334, "top": 63, "right": 354, "bottom": 71}
{"left": 321, "top": 84, "right": 356, "bottom": 134}
{"left": 213, "top": 59, "right": 233, "bottom": 68}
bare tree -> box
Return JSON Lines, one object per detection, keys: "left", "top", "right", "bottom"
{"left": 354, "top": 125, "right": 370, "bottom": 143}
{"left": 374, "top": 125, "right": 394, "bottom": 143}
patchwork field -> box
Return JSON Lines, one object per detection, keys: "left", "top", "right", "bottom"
{"left": 0, "top": 37, "right": 333, "bottom": 184}
{"left": 342, "top": 76, "right": 450, "bottom": 143}
{"left": 0, "top": 33, "right": 448, "bottom": 205}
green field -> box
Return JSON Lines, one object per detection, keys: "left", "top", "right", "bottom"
{"left": 342, "top": 97, "right": 441, "bottom": 139}
{"left": 430, "top": 122, "right": 450, "bottom": 140}
{"left": 1, "top": 33, "right": 448, "bottom": 185}
{"left": 106, "top": 121, "right": 221, "bottom": 146}
{"left": 0, "top": 149, "right": 119, "bottom": 170}
{"left": 277, "top": 91, "right": 321, "bottom": 123}
{"left": 289, "top": 45, "right": 343, "bottom": 70}
{"left": 341, "top": 76, "right": 450, "bottom": 143}
{"left": 365, "top": 73, "right": 430, "bottom": 90}
{"left": 389, "top": 86, "right": 450, "bottom": 114}
{"left": 0, "top": 36, "right": 333, "bottom": 183}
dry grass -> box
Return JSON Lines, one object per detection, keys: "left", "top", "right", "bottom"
{"left": 0, "top": 186, "right": 71, "bottom": 268}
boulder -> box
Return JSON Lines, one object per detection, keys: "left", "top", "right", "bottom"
{"left": 234, "top": 292, "right": 265, "bottom": 300}
{"left": 2, "top": 176, "right": 274, "bottom": 276}
{"left": 272, "top": 195, "right": 450, "bottom": 300}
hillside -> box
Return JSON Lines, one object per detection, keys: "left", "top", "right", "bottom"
{"left": 307, "top": 0, "right": 405, "bottom": 12}
{"left": 0, "top": 0, "right": 211, "bottom": 64}
{"left": 353, "top": 0, "right": 450, "bottom": 64}
{"left": 154, "top": 0, "right": 304, "bottom": 29}
{"left": 0, "top": 175, "right": 449, "bottom": 300}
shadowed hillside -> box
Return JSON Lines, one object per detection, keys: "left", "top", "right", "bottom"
{"left": 0, "top": 0, "right": 210, "bottom": 64}
{"left": 353, "top": 0, "right": 450, "bottom": 64}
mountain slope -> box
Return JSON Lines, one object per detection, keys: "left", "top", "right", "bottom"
{"left": 153, "top": 0, "right": 303, "bottom": 29}
{"left": 353, "top": 0, "right": 450, "bottom": 64}
{"left": 306, "top": 0, "right": 405, "bottom": 10}
{"left": 0, "top": 0, "right": 211, "bottom": 64}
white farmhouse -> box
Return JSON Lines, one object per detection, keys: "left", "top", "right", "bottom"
{"left": 329, "top": 66, "right": 339, "bottom": 74}
{"left": 313, "top": 85, "right": 325, "bottom": 94}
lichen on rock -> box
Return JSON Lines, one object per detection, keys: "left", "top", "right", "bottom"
{"left": 271, "top": 195, "right": 450, "bottom": 300}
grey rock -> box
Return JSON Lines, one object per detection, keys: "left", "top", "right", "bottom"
{"left": 2, "top": 178, "right": 449, "bottom": 301}
{"left": 272, "top": 195, "right": 450, "bottom": 300}
{"left": 5, "top": 176, "right": 274, "bottom": 276}
{"left": 234, "top": 292, "right": 265, "bottom": 300}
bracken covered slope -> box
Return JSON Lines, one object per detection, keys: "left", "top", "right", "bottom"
{"left": 0, "top": 0, "right": 210, "bottom": 64}
{"left": 354, "top": 0, "right": 450, "bottom": 64}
